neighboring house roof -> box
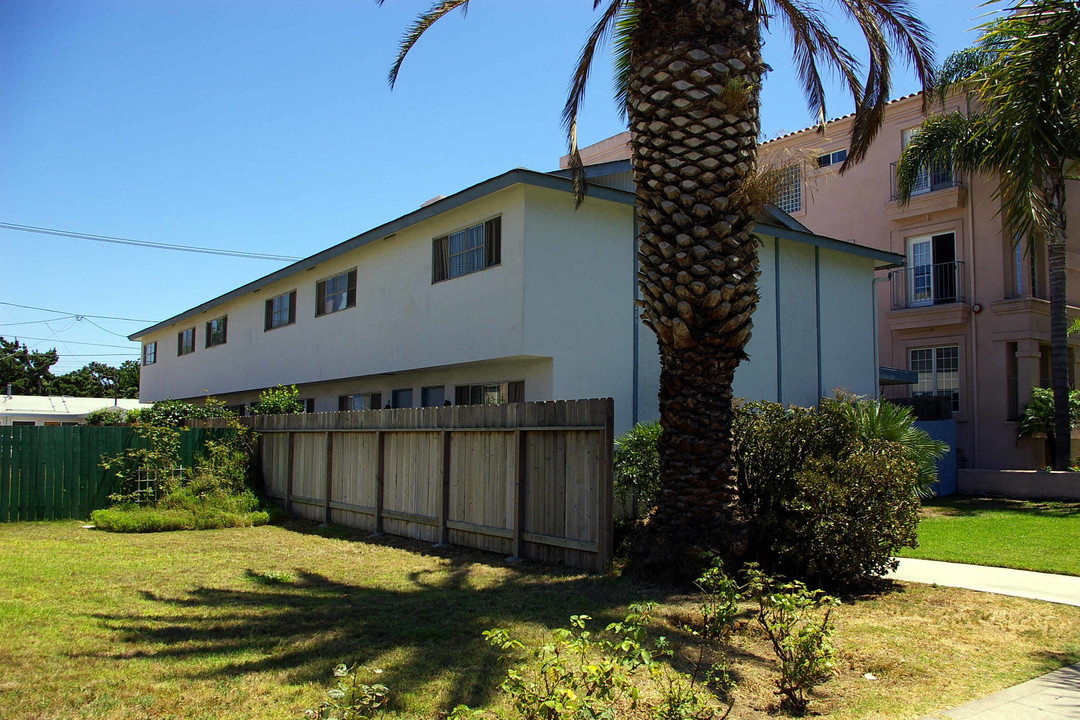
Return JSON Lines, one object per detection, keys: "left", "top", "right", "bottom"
{"left": 760, "top": 92, "right": 923, "bottom": 146}
{"left": 131, "top": 166, "right": 901, "bottom": 340}
{"left": 1, "top": 395, "right": 151, "bottom": 420}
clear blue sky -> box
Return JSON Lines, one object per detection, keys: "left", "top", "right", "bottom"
{"left": 2, "top": 1, "right": 986, "bottom": 374}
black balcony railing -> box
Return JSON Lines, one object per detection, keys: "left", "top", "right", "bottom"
{"left": 890, "top": 161, "right": 962, "bottom": 201}
{"left": 890, "top": 260, "right": 965, "bottom": 309}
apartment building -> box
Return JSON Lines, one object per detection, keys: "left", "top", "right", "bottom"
{"left": 130, "top": 166, "right": 897, "bottom": 434}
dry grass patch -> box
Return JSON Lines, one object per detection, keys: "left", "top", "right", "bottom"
{"left": 0, "top": 521, "right": 1078, "bottom": 720}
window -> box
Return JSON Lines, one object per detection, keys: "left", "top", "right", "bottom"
{"left": 906, "top": 232, "right": 957, "bottom": 306}
{"left": 339, "top": 393, "right": 381, "bottom": 411}
{"left": 421, "top": 385, "right": 445, "bottom": 407}
{"left": 391, "top": 388, "right": 413, "bottom": 408}
{"left": 454, "top": 381, "right": 525, "bottom": 406}
{"left": 142, "top": 342, "right": 157, "bottom": 366}
{"left": 225, "top": 404, "right": 247, "bottom": 417}
{"left": 910, "top": 346, "right": 959, "bottom": 412}
{"left": 316, "top": 269, "right": 356, "bottom": 317}
{"left": 901, "top": 127, "right": 953, "bottom": 194}
{"left": 205, "top": 316, "right": 227, "bottom": 348}
{"left": 433, "top": 217, "right": 501, "bottom": 282}
{"left": 1038, "top": 343, "right": 1075, "bottom": 389}
{"left": 265, "top": 290, "right": 297, "bottom": 330}
{"left": 1006, "top": 342, "right": 1019, "bottom": 421}
{"left": 774, "top": 164, "right": 801, "bottom": 214}
{"left": 816, "top": 149, "right": 847, "bottom": 168}
{"left": 301, "top": 398, "right": 316, "bottom": 413}
{"left": 177, "top": 327, "right": 195, "bottom": 356}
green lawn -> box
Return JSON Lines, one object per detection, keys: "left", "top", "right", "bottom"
{"left": 2, "top": 520, "right": 1079, "bottom": 720}
{"left": 900, "top": 496, "right": 1080, "bottom": 575}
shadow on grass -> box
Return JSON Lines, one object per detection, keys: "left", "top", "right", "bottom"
{"left": 88, "top": 521, "right": 687, "bottom": 713}
{"left": 921, "top": 496, "right": 1080, "bottom": 519}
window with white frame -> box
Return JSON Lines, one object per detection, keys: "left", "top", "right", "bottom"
{"left": 338, "top": 393, "right": 381, "bottom": 411}
{"left": 454, "top": 381, "right": 525, "bottom": 406}
{"left": 432, "top": 217, "right": 501, "bottom": 282}
{"left": 316, "top": 269, "right": 356, "bottom": 317}
{"left": 774, "top": 164, "right": 802, "bottom": 214}
{"left": 177, "top": 327, "right": 195, "bottom": 356}
{"left": 910, "top": 345, "right": 959, "bottom": 412}
{"left": 205, "top": 316, "right": 227, "bottom": 347}
{"left": 265, "top": 290, "right": 296, "bottom": 330}
{"left": 142, "top": 341, "right": 157, "bottom": 366}
{"left": 816, "top": 149, "right": 847, "bottom": 168}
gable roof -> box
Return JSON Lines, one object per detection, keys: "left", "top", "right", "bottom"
{"left": 131, "top": 166, "right": 901, "bottom": 340}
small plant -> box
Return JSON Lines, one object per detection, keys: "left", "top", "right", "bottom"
{"left": 613, "top": 421, "right": 662, "bottom": 516}
{"left": 250, "top": 384, "right": 304, "bottom": 415}
{"left": 1019, "top": 387, "right": 1080, "bottom": 464}
{"left": 745, "top": 565, "right": 838, "bottom": 716}
{"left": 247, "top": 569, "right": 295, "bottom": 585}
{"left": 305, "top": 664, "right": 389, "bottom": 720}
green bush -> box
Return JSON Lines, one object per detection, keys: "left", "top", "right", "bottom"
{"left": 124, "top": 397, "right": 234, "bottom": 427}
{"left": 91, "top": 504, "right": 269, "bottom": 532}
{"left": 83, "top": 407, "right": 128, "bottom": 426}
{"left": 735, "top": 398, "right": 924, "bottom": 586}
{"left": 613, "top": 421, "right": 662, "bottom": 515}
{"left": 840, "top": 399, "right": 948, "bottom": 497}
{"left": 1018, "top": 387, "right": 1080, "bottom": 464}
{"left": 250, "top": 384, "right": 304, "bottom": 415}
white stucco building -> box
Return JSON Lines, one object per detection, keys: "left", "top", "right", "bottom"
{"left": 0, "top": 394, "right": 151, "bottom": 426}
{"left": 130, "top": 165, "right": 900, "bottom": 433}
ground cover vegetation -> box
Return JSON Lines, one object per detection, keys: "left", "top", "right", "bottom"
{"left": 0, "top": 336, "right": 139, "bottom": 398}
{"left": 900, "top": 497, "right": 1080, "bottom": 576}
{"left": 381, "top": 0, "right": 935, "bottom": 573}
{"left": 896, "top": 0, "right": 1080, "bottom": 469}
{"left": 614, "top": 397, "right": 946, "bottom": 588}
{"left": 2, "top": 521, "right": 1079, "bottom": 720}
{"left": 89, "top": 399, "right": 273, "bottom": 532}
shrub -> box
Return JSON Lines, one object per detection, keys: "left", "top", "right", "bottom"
{"left": 90, "top": 504, "right": 270, "bottom": 532}
{"left": 83, "top": 407, "right": 127, "bottom": 426}
{"left": 840, "top": 399, "right": 947, "bottom": 497}
{"left": 734, "top": 398, "right": 924, "bottom": 587}
{"left": 746, "top": 565, "right": 839, "bottom": 716}
{"left": 1018, "top": 387, "right": 1080, "bottom": 464}
{"left": 124, "top": 397, "right": 234, "bottom": 427}
{"left": 305, "top": 665, "right": 389, "bottom": 720}
{"left": 250, "top": 384, "right": 304, "bottom": 415}
{"left": 613, "top": 421, "right": 662, "bottom": 515}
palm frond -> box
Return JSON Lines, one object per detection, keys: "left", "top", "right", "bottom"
{"left": 385, "top": 0, "right": 471, "bottom": 89}
{"left": 610, "top": 2, "right": 639, "bottom": 119}
{"left": 563, "top": 0, "right": 626, "bottom": 205}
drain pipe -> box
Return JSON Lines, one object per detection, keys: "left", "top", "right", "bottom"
{"left": 967, "top": 170, "right": 980, "bottom": 468}
{"left": 873, "top": 277, "right": 883, "bottom": 397}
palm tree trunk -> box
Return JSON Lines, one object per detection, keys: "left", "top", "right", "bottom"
{"left": 1048, "top": 171, "right": 1070, "bottom": 470}
{"left": 627, "top": 0, "right": 764, "bottom": 574}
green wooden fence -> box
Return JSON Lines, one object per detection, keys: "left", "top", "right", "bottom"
{"left": 0, "top": 425, "right": 215, "bottom": 522}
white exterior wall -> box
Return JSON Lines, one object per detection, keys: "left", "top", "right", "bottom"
{"left": 139, "top": 188, "right": 531, "bottom": 401}
{"left": 818, "top": 248, "right": 877, "bottom": 397}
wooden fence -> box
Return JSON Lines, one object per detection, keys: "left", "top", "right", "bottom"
{"left": 0, "top": 425, "right": 215, "bottom": 522}
{"left": 200, "top": 399, "right": 614, "bottom": 572}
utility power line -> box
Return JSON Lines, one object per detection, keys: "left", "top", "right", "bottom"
{"left": 0, "top": 221, "right": 302, "bottom": 262}
{"left": 0, "top": 300, "right": 159, "bottom": 323}
{"left": 8, "top": 335, "right": 136, "bottom": 349}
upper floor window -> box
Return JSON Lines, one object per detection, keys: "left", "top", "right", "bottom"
{"left": 142, "top": 341, "right": 157, "bottom": 366}
{"left": 900, "top": 126, "right": 954, "bottom": 195}
{"left": 433, "top": 217, "right": 501, "bottom": 282}
{"left": 774, "top": 164, "right": 801, "bottom": 214}
{"left": 177, "top": 327, "right": 195, "bottom": 356}
{"left": 454, "top": 380, "right": 525, "bottom": 406}
{"left": 339, "top": 392, "right": 381, "bottom": 411}
{"left": 316, "top": 269, "right": 356, "bottom": 317}
{"left": 421, "top": 385, "right": 445, "bottom": 407}
{"left": 906, "top": 232, "right": 957, "bottom": 306}
{"left": 816, "top": 149, "right": 847, "bottom": 168}
{"left": 391, "top": 388, "right": 413, "bottom": 408}
{"left": 265, "top": 290, "right": 296, "bottom": 331}
{"left": 205, "top": 316, "right": 227, "bottom": 347}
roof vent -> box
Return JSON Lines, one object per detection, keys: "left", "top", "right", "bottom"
{"left": 420, "top": 195, "right": 446, "bottom": 208}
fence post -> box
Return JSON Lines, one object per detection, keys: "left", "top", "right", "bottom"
{"left": 374, "top": 430, "right": 385, "bottom": 534}
{"left": 437, "top": 430, "right": 450, "bottom": 545}
{"left": 286, "top": 431, "right": 295, "bottom": 516}
{"left": 323, "top": 431, "right": 334, "bottom": 524}
{"left": 511, "top": 428, "right": 527, "bottom": 561}
{"left": 596, "top": 399, "right": 614, "bottom": 572}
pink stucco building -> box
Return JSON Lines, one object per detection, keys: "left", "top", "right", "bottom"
{"left": 573, "top": 93, "right": 1080, "bottom": 470}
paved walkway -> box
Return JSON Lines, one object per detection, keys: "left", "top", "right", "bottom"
{"left": 887, "top": 559, "right": 1080, "bottom": 718}
{"left": 888, "top": 557, "right": 1080, "bottom": 607}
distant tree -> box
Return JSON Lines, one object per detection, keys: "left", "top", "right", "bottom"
{"left": 49, "top": 361, "right": 140, "bottom": 399}
{"left": 0, "top": 336, "right": 59, "bottom": 395}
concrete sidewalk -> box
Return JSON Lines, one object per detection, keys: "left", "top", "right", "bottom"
{"left": 888, "top": 557, "right": 1080, "bottom": 607}
{"left": 918, "top": 662, "right": 1080, "bottom": 719}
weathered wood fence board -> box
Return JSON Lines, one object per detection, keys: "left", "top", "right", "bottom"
{"left": 204, "top": 399, "right": 614, "bottom": 571}
{"left": 0, "top": 425, "right": 217, "bottom": 522}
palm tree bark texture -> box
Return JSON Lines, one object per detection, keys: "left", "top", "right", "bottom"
{"left": 627, "top": 0, "right": 763, "bottom": 564}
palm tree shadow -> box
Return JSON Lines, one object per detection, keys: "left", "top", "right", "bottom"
{"left": 89, "top": 526, "right": 678, "bottom": 712}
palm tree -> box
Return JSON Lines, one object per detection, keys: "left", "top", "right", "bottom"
{"left": 382, "top": 0, "right": 934, "bottom": 572}
{"left": 895, "top": 0, "right": 1080, "bottom": 470}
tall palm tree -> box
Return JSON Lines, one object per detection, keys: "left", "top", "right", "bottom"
{"left": 382, "top": 0, "right": 934, "bottom": 572}
{"left": 896, "top": 0, "right": 1080, "bottom": 470}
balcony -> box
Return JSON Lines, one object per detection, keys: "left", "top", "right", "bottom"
{"left": 890, "top": 260, "right": 965, "bottom": 310}
{"left": 885, "top": 161, "right": 967, "bottom": 220}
